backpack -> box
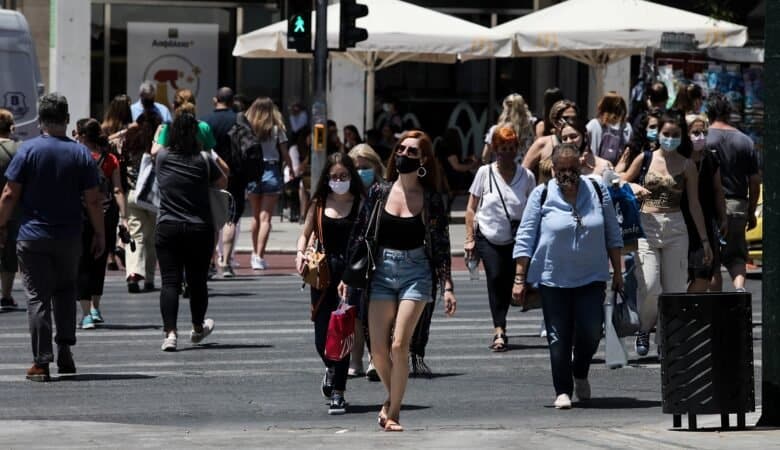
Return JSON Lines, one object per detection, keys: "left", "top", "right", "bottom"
{"left": 597, "top": 124, "right": 627, "bottom": 166}
{"left": 227, "top": 113, "right": 265, "bottom": 182}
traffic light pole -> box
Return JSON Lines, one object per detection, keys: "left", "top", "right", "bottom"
{"left": 757, "top": 0, "right": 780, "bottom": 428}
{"left": 310, "top": 0, "right": 328, "bottom": 190}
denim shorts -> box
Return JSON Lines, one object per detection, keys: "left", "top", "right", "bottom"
{"left": 370, "top": 247, "right": 433, "bottom": 303}
{"left": 247, "top": 161, "right": 282, "bottom": 195}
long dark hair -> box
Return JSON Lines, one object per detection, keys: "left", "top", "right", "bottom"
{"left": 76, "top": 118, "right": 109, "bottom": 149}
{"left": 168, "top": 103, "right": 200, "bottom": 154}
{"left": 102, "top": 94, "right": 132, "bottom": 135}
{"left": 125, "top": 112, "right": 161, "bottom": 161}
{"left": 309, "top": 152, "right": 364, "bottom": 211}
{"left": 556, "top": 116, "right": 590, "bottom": 154}
{"left": 624, "top": 109, "right": 661, "bottom": 164}
{"left": 541, "top": 87, "right": 565, "bottom": 136}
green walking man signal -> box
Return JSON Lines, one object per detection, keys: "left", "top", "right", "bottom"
{"left": 287, "top": 0, "right": 312, "bottom": 53}
{"left": 294, "top": 16, "right": 305, "bottom": 33}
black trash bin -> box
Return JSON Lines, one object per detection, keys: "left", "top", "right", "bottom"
{"left": 659, "top": 292, "right": 755, "bottom": 430}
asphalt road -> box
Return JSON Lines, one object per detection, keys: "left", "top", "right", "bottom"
{"left": 0, "top": 271, "right": 766, "bottom": 448}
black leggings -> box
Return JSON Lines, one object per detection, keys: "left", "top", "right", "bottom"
{"left": 77, "top": 206, "right": 118, "bottom": 299}
{"left": 475, "top": 232, "right": 515, "bottom": 330}
{"left": 155, "top": 221, "right": 214, "bottom": 331}
{"left": 311, "top": 254, "right": 350, "bottom": 391}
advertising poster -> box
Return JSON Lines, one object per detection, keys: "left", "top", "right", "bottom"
{"left": 127, "top": 22, "right": 218, "bottom": 119}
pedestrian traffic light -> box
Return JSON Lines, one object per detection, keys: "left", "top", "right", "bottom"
{"left": 287, "top": 0, "right": 312, "bottom": 53}
{"left": 339, "top": 0, "right": 368, "bottom": 50}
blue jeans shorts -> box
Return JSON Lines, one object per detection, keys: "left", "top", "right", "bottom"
{"left": 370, "top": 247, "right": 433, "bottom": 303}
{"left": 247, "top": 161, "right": 282, "bottom": 195}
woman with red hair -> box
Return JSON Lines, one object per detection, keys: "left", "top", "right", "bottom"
{"left": 339, "top": 130, "right": 456, "bottom": 431}
{"left": 465, "top": 125, "right": 536, "bottom": 351}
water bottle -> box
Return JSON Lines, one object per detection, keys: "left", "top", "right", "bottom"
{"left": 466, "top": 255, "right": 480, "bottom": 281}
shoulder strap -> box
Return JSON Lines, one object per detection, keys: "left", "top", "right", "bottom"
{"left": 489, "top": 165, "right": 513, "bottom": 223}
{"left": 316, "top": 201, "right": 325, "bottom": 246}
{"left": 639, "top": 150, "right": 653, "bottom": 185}
{"left": 201, "top": 151, "right": 211, "bottom": 180}
{"left": 540, "top": 181, "right": 549, "bottom": 206}
{"left": 589, "top": 178, "right": 604, "bottom": 206}
{"left": 0, "top": 141, "right": 13, "bottom": 160}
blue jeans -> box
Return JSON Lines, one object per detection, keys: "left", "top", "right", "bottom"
{"left": 369, "top": 247, "right": 432, "bottom": 302}
{"left": 540, "top": 281, "right": 606, "bottom": 396}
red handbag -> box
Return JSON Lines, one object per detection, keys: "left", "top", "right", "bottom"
{"left": 324, "top": 302, "right": 357, "bottom": 361}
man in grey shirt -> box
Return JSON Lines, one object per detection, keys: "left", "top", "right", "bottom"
{"left": 705, "top": 93, "right": 760, "bottom": 292}
{"left": 0, "top": 94, "right": 105, "bottom": 382}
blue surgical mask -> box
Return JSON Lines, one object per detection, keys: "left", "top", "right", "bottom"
{"left": 358, "top": 168, "right": 375, "bottom": 187}
{"left": 646, "top": 128, "right": 658, "bottom": 141}
{"left": 659, "top": 136, "right": 681, "bottom": 152}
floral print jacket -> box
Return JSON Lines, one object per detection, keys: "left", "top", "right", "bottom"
{"left": 345, "top": 181, "right": 452, "bottom": 299}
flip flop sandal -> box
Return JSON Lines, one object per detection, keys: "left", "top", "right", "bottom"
{"left": 490, "top": 333, "right": 508, "bottom": 352}
{"left": 384, "top": 418, "right": 403, "bottom": 432}
{"left": 377, "top": 401, "right": 390, "bottom": 429}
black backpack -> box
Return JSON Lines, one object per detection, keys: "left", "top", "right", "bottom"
{"left": 227, "top": 113, "right": 265, "bottom": 183}
{"left": 95, "top": 152, "right": 116, "bottom": 212}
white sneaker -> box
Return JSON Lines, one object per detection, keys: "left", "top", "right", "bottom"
{"left": 574, "top": 378, "right": 591, "bottom": 401}
{"left": 191, "top": 318, "right": 215, "bottom": 344}
{"left": 251, "top": 254, "right": 268, "bottom": 270}
{"left": 554, "top": 393, "right": 572, "bottom": 409}
{"left": 161, "top": 331, "right": 177, "bottom": 352}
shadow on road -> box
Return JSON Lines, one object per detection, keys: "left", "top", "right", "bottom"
{"left": 97, "top": 324, "right": 161, "bottom": 330}
{"left": 572, "top": 397, "right": 661, "bottom": 409}
{"left": 208, "top": 292, "right": 257, "bottom": 298}
{"left": 345, "top": 403, "right": 430, "bottom": 415}
{"left": 409, "top": 372, "right": 464, "bottom": 380}
{"left": 506, "top": 343, "right": 548, "bottom": 350}
{"left": 177, "top": 343, "right": 274, "bottom": 351}
{"left": 58, "top": 373, "right": 156, "bottom": 382}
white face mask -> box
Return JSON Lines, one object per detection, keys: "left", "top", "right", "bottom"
{"left": 328, "top": 180, "right": 350, "bottom": 195}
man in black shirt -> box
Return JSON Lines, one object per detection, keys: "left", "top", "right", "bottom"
{"left": 202, "top": 87, "right": 241, "bottom": 277}
{"left": 705, "top": 94, "right": 761, "bottom": 292}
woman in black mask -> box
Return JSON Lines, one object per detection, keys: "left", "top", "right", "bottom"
{"left": 338, "top": 130, "right": 456, "bottom": 431}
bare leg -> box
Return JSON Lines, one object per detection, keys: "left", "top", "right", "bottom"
{"left": 711, "top": 270, "right": 723, "bottom": 292}
{"left": 257, "top": 194, "right": 279, "bottom": 258}
{"left": 368, "top": 300, "right": 397, "bottom": 397}
{"left": 92, "top": 294, "right": 101, "bottom": 309}
{"left": 387, "top": 300, "right": 427, "bottom": 421}
{"left": 221, "top": 223, "right": 237, "bottom": 266}
{"left": 351, "top": 317, "right": 366, "bottom": 369}
{"left": 728, "top": 264, "right": 747, "bottom": 290}
{"left": 79, "top": 299, "right": 91, "bottom": 316}
{"left": 248, "top": 194, "right": 263, "bottom": 255}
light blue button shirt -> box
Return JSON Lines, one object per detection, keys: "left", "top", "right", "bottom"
{"left": 513, "top": 177, "right": 623, "bottom": 288}
{"left": 130, "top": 100, "right": 173, "bottom": 123}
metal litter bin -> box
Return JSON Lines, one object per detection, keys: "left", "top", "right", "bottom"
{"left": 659, "top": 292, "right": 755, "bottom": 430}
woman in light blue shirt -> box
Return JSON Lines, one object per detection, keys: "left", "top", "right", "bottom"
{"left": 512, "top": 142, "right": 623, "bottom": 410}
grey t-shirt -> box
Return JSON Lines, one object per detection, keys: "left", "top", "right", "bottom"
{"left": 155, "top": 149, "right": 220, "bottom": 225}
{"left": 706, "top": 128, "right": 758, "bottom": 200}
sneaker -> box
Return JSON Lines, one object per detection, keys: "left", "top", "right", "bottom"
{"left": 321, "top": 367, "right": 335, "bottom": 398}
{"left": 127, "top": 274, "right": 143, "bottom": 293}
{"left": 80, "top": 315, "right": 96, "bottom": 330}
{"left": 221, "top": 265, "right": 235, "bottom": 278}
{"left": 191, "top": 318, "right": 215, "bottom": 344}
{"left": 182, "top": 283, "right": 190, "bottom": 298}
{"left": 161, "top": 331, "right": 177, "bottom": 352}
{"left": 251, "top": 254, "right": 267, "bottom": 270}
{"left": 0, "top": 297, "right": 18, "bottom": 311}
{"left": 348, "top": 361, "right": 364, "bottom": 378}
{"left": 554, "top": 393, "right": 572, "bottom": 409}
{"left": 365, "top": 361, "right": 380, "bottom": 382}
{"left": 736, "top": 287, "right": 747, "bottom": 293}
{"left": 143, "top": 281, "right": 155, "bottom": 292}
{"left": 328, "top": 392, "right": 347, "bottom": 415}
{"left": 635, "top": 332, "right": 650, "bottom": 357}
{"left": 208, "top": 263, "right": 217, "bottom": 280}
{"left": 57, "top": 345, "right": 76, "bottom": 375}
{"left": 409, "top": 353, "right": 432, "bottom": 378}
{"left": 90, "top": 307, "right": 104, "bottom": 323}
{"left": 539, "top": 321, "right": 547, "bottom": 338}
{"left": 574, "top": 378, "right": 591, "bottom": 401}
{"left": 26, "top": 363, "right": 50, "bottom": 382}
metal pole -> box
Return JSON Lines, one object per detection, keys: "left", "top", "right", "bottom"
{"left": 757, "top": 0, "right": 780, "bottom": 428}
{"left": 487, "top": 13, "right": 497, "bottom": 128}
{"left": 310, "top": 0, "right": 328, "bottom": 189}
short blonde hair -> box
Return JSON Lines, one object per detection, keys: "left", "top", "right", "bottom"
{"left": 686, "top": 113, "right": 709, "bottom": 129}
{"left": 348, "top": 143, "right": 386, "bottom": 181}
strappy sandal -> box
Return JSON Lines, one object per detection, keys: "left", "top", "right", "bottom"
{"left": 490, "top": 333, "right": 508, "bottom": 352}
{"left": 377, "top": 401, "right": 390, "bottom": 429}
{"left": 384, "top": 418, "right": 403, "bottom": 432}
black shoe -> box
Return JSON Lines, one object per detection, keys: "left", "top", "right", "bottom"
{"left": 321, "top": 368, "right": 334, "bottom": 398}
{"left": 182, "top": 283, "right": 190, "bottom": 298}
{"left": 0, "top": 296, "right": 18, "bottom": 311}
{"left": 410, "top": 353, "right": 432, "bottom": 378}
{"left": 143, "top": 282, "right": 155, "bottom": 292}
{"left": 328, "top": 392, "right": 346, "bottom": 415}
{"left": 635, "top": 332, "right": 650, "bottom": 357}
{"left": 57, "top": 345, "right": 76, "bottom": 374}
{"left": 127, "top": 279, "right": 141, "bottom": 294}
{"left": 106, "top": 261, "right": 119, "bottom": 271}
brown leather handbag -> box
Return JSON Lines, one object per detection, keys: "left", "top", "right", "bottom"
{"left": 302, "top": 203, "right": 330, "bottom": 291}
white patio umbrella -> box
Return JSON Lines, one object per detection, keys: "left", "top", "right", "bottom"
{"left": 233, "top": 0, "right": 508, "bottom": 128}
{"left": 492, "top": 0, "right": 748, "bottom": 99}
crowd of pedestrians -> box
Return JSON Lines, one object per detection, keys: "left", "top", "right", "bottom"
{"left": 0, "top": 81, "right": 760, "bottom": 430}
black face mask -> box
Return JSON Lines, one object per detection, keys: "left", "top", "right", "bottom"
{"left": 555, "top": 168, "right": 580, "bottom": 188}
{"left": 141, "top": 97, "right": 155, "bottom": 109}
{"left": 395, "top": 155, "right": 419, "bottom": 174}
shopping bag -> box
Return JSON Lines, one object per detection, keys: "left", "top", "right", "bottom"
{"left": 134, "top": 153, "right": 159, "bottom": 213}
{"left": 612, "top": 255, "right": 641, "bottom": 337}
{"left": 324, "top": 302, "right": 356, "bottom": 361}
{"left": 604, "top": 300, "right": 628, "bottom": 369}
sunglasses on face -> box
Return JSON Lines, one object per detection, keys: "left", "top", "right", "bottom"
{"left": 560, "top": 133, "right": 580, "bottom": 142}
{"left": 396, "top": 145, "right": 419, "bottom": 157}
{"left": 329, "top": 173, "right": 351, "bottom": 182}
{"left": 691, "top": 130, "right": 707, "bottom": 138}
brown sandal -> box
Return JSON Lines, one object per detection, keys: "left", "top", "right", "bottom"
{"left": 490, "top": 333, "right": 508, "bottom": 352}
{"left": 384, "top": 418, "right": 403, "bottom": 432}
{"left": 377, "top": 401, "right": 390, "bottom": 429}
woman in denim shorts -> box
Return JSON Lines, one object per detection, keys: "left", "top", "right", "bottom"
{"left": 339, "top": 130, "right": 456, "bottom": 432}
{"left": 243, "top": 98, "right": 293, "bottom": 270}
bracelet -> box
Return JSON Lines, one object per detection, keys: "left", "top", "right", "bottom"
{"left": 444, "top": 287, "right": 454, "bottom": 293}
{"left": 513, "top": 280, "right": 524, "bottom": 285}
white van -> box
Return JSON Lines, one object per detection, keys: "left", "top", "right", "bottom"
{"left": 0, "top": 9, "right": 44, "bottom": 141}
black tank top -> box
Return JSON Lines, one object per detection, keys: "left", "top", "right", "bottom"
{"left": 378, "top": 209, "right": 425, "bottom": 250}
{"left": 321, "top": 198, "right": 360, "bottom": 257}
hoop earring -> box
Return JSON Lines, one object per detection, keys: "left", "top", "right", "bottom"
{"left": 417, "top": 165, "right": 427, "bottom": 178}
